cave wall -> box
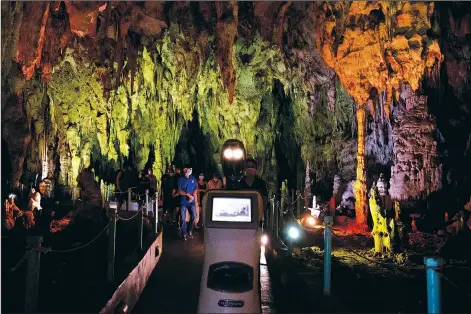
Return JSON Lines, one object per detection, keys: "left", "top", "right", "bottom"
{"left": 430, "top": 2, "right": 471, "bottom": 204}
{"left": 389, "top": 86, "right": 442, "bottom": 201}
{"left": 1, "top": 1, "right": 469, "bottom": 211}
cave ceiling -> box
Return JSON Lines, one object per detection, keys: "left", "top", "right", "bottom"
{"left": 3, "top": 1, "right": 469, "bottom": 202}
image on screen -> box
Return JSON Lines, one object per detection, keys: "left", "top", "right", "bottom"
{"left": 212, "top": 197, "right": 252, "bottom": 222}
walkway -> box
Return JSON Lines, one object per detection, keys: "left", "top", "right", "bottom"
{"left": 133, "top": 225, "right": 314, "bottom": 313}
{"left": 132, "top": 225, "right": 205, "bottom": 313}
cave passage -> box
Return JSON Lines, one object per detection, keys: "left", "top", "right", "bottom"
{"left": 1, "top": 2, "right": 471, "bottom": 313}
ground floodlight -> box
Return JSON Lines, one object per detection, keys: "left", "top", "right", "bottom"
{"left": 261, "top": 234, "right": 269, "bottom": 245}
{"left": 287, "top": 226, "right": 300, "bottom": 240}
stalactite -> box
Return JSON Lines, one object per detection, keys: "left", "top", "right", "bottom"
{"left": 40, "top": 133, "right": 48, "bottom": 180}
{"left": 215, "top": 1, "right": 238, "bottom": 104}
{"left": 354, "top": 106, "right": 368, "bottom": 229}
{"left": 328, "top": 79, "right": 336, "bottom": 112}
{"left": 272, "top": 1, "right": 292, "bottom": 47}
{"left": 304, "top": 160, "right": 311, "bottom": 208}
{"left": 17, "top": 1, "right": 50, "bottom": 80}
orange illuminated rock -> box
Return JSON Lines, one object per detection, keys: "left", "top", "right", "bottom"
{"left": 314, "top": 2, "right": 443, "bottom": 116}
{"left": 354, "top": 107, "right": 368, "bottom": 229}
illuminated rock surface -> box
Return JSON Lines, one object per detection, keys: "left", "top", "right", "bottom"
{"left": 1, "top": 1, "right": 470, "bottom": 219}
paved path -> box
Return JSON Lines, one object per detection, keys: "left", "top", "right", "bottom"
{"left": 133, "top": 225, "right": 314, "bottom": 313}
{"left": 132, "top": 225, "right": 205, "bottom": 313}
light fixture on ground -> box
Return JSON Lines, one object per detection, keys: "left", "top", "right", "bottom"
{"left": 306, "top": 216, "right": 316, "bottom": 226}
{"left": 261, "top": 234, "right": 269, "bottom": 245}
{"left": 287, "top": 225, "right": 300, "bottom": 240}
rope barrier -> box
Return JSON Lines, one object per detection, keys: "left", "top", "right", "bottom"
{"left": 440, "top": 273, "right": 471, "bottom": 299}
{"left": 45, "top": 220, "right": 112, "bottom": 253}
{"left": 281, "top": 206, "right": 424, "bottom": 270}
{"left": 270, "top": 189, "right": 305, "bottom": 200}
{"left": 272, "top": 197, "right": 471, "bottom": 301}
{"left": 9, "top": 219, "right": 111, "bottom": 271}
{"left": 10, "top": 250, "right": 32, "bottom": 273}
{"left": 116, "top": 209, "right": 142, "bottom": 221}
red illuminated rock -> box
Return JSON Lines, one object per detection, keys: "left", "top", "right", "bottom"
{"left": 64, "top": 1, "right": 105, "bottom": 38}
{"left": 16, "top": 2, "right": 50, "bottom": 80}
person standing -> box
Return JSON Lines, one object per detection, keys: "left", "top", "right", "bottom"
{"left": 116, "top": 161, "right": 131, "bottom": 210}
{"left": 177, "top": 165, "right": 198, "bottom": 240}
{"left": 196, "top": 173, "right": 207, "bottom": 228}
{"left": 208, "top": 173, "right": 223, "bottom": 190}
{"left": 147, "top": 168, "right": 157, "bottom": 195}
{"left": 162, "top": 165, "right": 176, "bottom": 224}
{"left": 138, "top": 170, "right": 150, "bottom": 196}
{"left": 238, "top": 158, "right": 268, "bottom": 224}
{"left": 172, "top": 167, "right": 182, "bottom": 225}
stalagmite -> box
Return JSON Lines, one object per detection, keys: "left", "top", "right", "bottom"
{"left": 354, "top": 106, "right": 368, "bottom": 229}
{"left": 370, "top": 185, "right": 395, "bottom": 255}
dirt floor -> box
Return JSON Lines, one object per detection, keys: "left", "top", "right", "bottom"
{"left": 289, "top": 226, "right": 471, "bottom": 313}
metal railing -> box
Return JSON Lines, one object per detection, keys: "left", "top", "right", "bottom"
{"left": 7, "top": 188, "right": 162, "bottom": 313}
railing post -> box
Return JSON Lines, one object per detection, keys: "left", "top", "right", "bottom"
{"left": 106, "top": 185, "right": 110, "bottom": 202}
{"left": 280, "top": 192, "right": 285, "bottom": 234}
{"left": 158, "top": 192, "right": 159, "bottom": 236}
{"left": 127, "top": 188, "right": 131, "bottom": 211}
{"left": 145, "top": 189, "right": 149, "bottom": 216}
{"left": 424, "top": 256, "right": 443, "bottom": 314}
{"left": 275, "top": 200, "right": 279, "bottom": 240}
{"left": 323, "top": 216, "right": 333, "bottom": 296}
{"left": 267, "top": 190, "right": 272, "bottom": 229}
{"left": 25, "top": 236, "right": 43, "bottom": 313}
{"left": 271, "top": 195, "right": 275, "bottom": 231}
{"left": 107, "top": 206, "right": 117, "bottom": 283}
{"left": 138, "top": 203, "right": 144, "bottom": 251}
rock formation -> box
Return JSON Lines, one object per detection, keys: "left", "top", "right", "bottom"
{"left": 389, "top": 86, "right": 442, "bottom": 200}
{"left": 2, "top": 1, "right": 470, "bottom": 230}
{"left": 369, "top": 185, "right": 395, "bottom": 255}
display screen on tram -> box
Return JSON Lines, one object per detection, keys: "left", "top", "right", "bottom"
{"left": 212, "top": 197, "right": 252, "bottom": 222}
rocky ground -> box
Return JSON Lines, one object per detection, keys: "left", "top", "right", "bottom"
{"left": 285, "top": 226, "right": 471, "bottom": 313}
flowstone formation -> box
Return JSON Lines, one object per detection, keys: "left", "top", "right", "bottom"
{"left": 311, "top": 1, "right": 443, "bottom": 228}
{"left": 389, "top": 86, "right": 442, "bottom": 200}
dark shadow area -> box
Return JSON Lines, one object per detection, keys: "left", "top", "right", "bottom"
{"left": 173, "top": 109, "right": 219, "bottom": 177}
{"left": 2, "top": 137, "right": 13, "bottom": 199}
{"left": 427, "top": 2, "right": 471, "bottom": 210}
{"left": 273, "top": 80, "right": 302, "bottom": 193}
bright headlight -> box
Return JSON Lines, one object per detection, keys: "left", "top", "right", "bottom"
{"left": 233, "top": 148, "right": 244, "bottom": 159}
{"left": 288, "top": 226, "right": 300, "bottom": 240}
{"left": 223, "top": 148, "right": 233, "bottom": 159}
